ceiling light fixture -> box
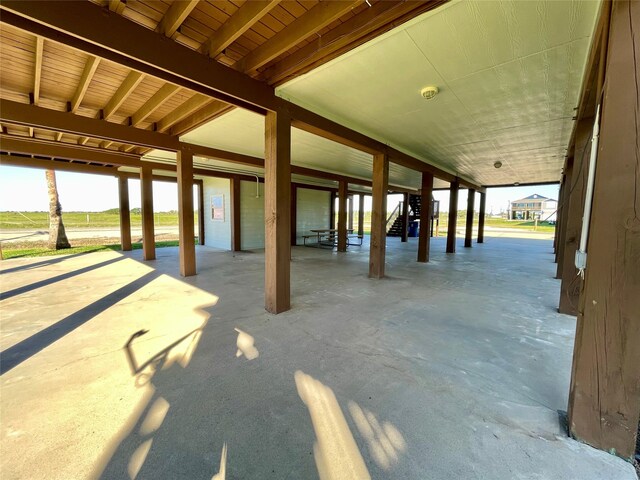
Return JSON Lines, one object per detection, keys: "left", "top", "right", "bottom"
{"left": 514, "top": 182, "right": 520, "bottom": 186}
{"left": 494, "top": 161, "right": 502, "bottom": 169}
{"left": 420, "top": 86, "right": 439, "bottom": 100}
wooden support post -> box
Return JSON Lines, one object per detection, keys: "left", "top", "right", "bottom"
{"left": 264, "top": 110, "right": 291, "bottom": 314}
{"left": 329, "top": 191, "right": 336, "bottom": 229}
{"left": 556, "top": 157, "right": 574, "bottom": 278}
{"left": 197, "top": 181, "right": 205, "bottom": 246}
{"left": 117, "top": 175, "right": 132, "bottom": 251}
{"left": 568, "top": 0, "right": 640, "bottom": 460}
{"left": 230, "top": 175, "right": 241, "bottom": 252}
{"left": 400, "top": 192, "right": 409, "bottom": 242}
{"left": 337, "top": 180, "right": 348, "bottom": 252}
{"left": 559, "top": 119, "right": 593, "bottom": 315}
{"left": 446, "top": 179, "right": 459, "bottom": 253}
{"left": 553, "top": 180, "right": 565, "bottom": 255}
{"left": 357, "top": 194, "right": 365, "bottom": 237}
{"left": 140, "top": 165, "right": 155, "bottom": 261}
{"left": 290, "top": 184, "right": 297, "bottom": 246}
{"left": 177, "top": 148, "right": 196, "bottom": 277}
{"left": 417, "top": 172, "right": 433, "bottom": 262}
{"left": 464, "top": 188, "right": 476, "bottom": 248}
{"left": 477, "top": 191, "right": 486, "bottom": 244}
{"left": 369, "top": 153, "right": 388, "bottom": 278}
{"left": 348, "top": 194, "right": 354, "bottom": 231}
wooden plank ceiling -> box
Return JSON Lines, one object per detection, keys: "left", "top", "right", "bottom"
{"left": 0, "top": 0, "right": 444, "bottom": 164}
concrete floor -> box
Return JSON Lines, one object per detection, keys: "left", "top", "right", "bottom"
{"left": 0, "top": 236, "right": 636, "bottom": 480}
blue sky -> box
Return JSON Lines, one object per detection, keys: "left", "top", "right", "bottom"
{"left": 0, "top": 165, "right": 558, "bottom": 214}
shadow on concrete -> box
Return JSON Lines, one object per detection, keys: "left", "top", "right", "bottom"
{"left": 0, "top": 256, "right": 124, "bottom": 301}
{"left": 0, "top": 269, "right": 161, "bottom": 375}
{"left": 0, "top": 251, "right": 98, "bottom": 275}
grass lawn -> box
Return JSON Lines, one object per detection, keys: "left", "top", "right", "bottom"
{"left": 0, "top": 211, "right": 194, "bottom": 229}
{"left": 1, "top": 240, "right": 180, "bottom": 260}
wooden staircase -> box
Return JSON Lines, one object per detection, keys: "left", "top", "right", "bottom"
{"left": 386, "top": 195, "right": 438, "bottom": 237}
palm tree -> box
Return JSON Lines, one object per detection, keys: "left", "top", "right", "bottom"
{"left": 45, "top": 169, "right": 71, "bottom": 250}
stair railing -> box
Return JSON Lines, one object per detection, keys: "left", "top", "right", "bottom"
{"left": 386, "top": 201, "right": 402, "bottom": 229}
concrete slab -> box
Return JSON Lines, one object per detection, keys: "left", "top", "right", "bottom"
{"left": 0, "top": 237, "right": 636, "bottom": 479}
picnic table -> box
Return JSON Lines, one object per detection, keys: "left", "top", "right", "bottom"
{"left": 304, "top": 228, "right": 362, "bottom": 248}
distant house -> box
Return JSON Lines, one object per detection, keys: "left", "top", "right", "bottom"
{"left": 510, "top": 194, "right": 557, "bottom": 221}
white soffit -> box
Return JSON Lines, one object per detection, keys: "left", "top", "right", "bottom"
{"left": 276, "top": 0, "right": 600, "bottom": 186}
{"left": 150, "top": 108, "right": 433, "bottom": 190}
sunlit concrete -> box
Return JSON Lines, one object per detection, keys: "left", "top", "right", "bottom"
{"left": 0, "top": 238, "right": 636, "bottom": 479}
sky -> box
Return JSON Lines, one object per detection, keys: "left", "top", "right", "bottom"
{"left": 0, "top": 165, "right": 559, "bottom": 214}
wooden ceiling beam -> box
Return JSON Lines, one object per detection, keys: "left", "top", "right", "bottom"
{"left": 0, "top": 2, "right": 274, "bottom": 111}
{"left": 235, "top": 0, "right": 361, "bottom": 74}
{"left": 32, "top": 36, "right": 43, "bottom": 105}
{"left": 0, "top": 153, "right": 120, "bottom": 176}
{"left": 132, "top": 84, "right": 180, "bottom": 127}
{"left": 169, "top": 100, "right": 234, "bottom": 136}
{"left": 157, "top": 0, "right": 199, "bottom": 38}
{"left": 200, "top": 0, "right": 281, "bottom": 58}
{"left": 156, "top": 94, "right": 213, "bottom": 133}
{"left": 108, "top": 0, "right": 125, "bottom": 15}
{"left": 103, "top": 71, "right": 145, "bottom": 121}
{"left": 0, "top": 100, "right": 180, "bottom": 150}
{"left": 70, "top": 55, "right": 100, "bottom": 113}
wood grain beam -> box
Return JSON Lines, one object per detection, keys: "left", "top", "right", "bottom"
{"left": 118, "top": 175, "right": 132, "bottom": 251}
{"left": 103, "top": 71, "right": 145, "bottom": 121}
{"left": 32, "top": 36, "right": 43, "bottom": 105}
{"left": 417, "top": 172, "right": 433, "bottom": 262}
{"left": 70, "top": 55, "right": 100, "bottom": 113}
{"left": 0, "top": 153, "right": 119, "bottom": 176}
{"left": 156, "top": 94, "right": 213, "bottom": 133}
{"left": 235, "top": 0, "right": 360, "bottom": 74}
{"left": 264, "top": 110, "right": 291, "bottom": 314}
{"left": 0, "top": 100, "right": 179, "bottom": 150}
{"left": 177, "top": 148, "right": 196, "bottom": 276}
{"left": 132, "top": 84, "right": 180, "bottom": 127}
{"left": 201, "top": 0, "right": 281, "bottom": 58}
{"left": 157, "top": 0, "right": 198, "bottom": 38}
{"left": 140, "top": 164, "right": 156, "bottom": 261}
{"left": 369, "top": 153, "right": 388, "bottom": 279}
{"left": 169, "top": 100, "right": 233, "bottom": 136}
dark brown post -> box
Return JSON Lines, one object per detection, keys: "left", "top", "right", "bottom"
{"left": 264, "top": 110, "right": 291, "bottom": 314}
{"left": 348, "top": 194, "right": 354, "bottom": 231}
{"left": 290, "top": 184, "right": 297, "bottom": 246}
{"left": 230, "top": 176, "right": 241, "bottom": 252}
{"left": 369, "top": 153, "right": 388, "bottom": 278}
{"left": 329, "top": 191, "right": 336, "bottom": 229}
{"left": 477, "top": 191, "right": 486, "bottom": 244}
{"left": 117, "top": 175, "right": 132, "bottom": 251}
{"left": 177, "top": 148, "right": 196, "bottom": 277}
{"left": 553, "top": 180, "right": 564, "bottom": 255}
{"left": 559, "top": 119, "right": 593, "bottom": 315}
{"left": 417, "top": 172, "right": 433, "bottom": 262}
{"left": 568, "top": 0, "right": 640, "bottom": 460}
{"left": 140, "top": 164, "right": 155, "bottom": 261}
{"left": 446, "top": 179, "right": 459, "bottom": 253}
{"left": 464, "top": 188, "right": 476, "bottom": 248}
{"left": 556, "top": 157, "right": 574, "bottom": 278}
{"left": 337, "top": 180, "right": 348, "bottom": 252}
{"left": 400, "top": 192, "right": 409, "bottom": 242}
{"left": 197, "top": 180, "right": 205, "bottom": 246}
{"left": 357, "top": 194, "right": 365, "bottom": 237}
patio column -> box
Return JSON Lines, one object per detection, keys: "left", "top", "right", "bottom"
{"left": 369, "top": 153, "right": 388, "bottom": 278}
{"left": 348, "top": 194, "right": 354, "bottom": 231}
{"left": 464, "top": 188, "right": 475, "bottom": 248}
{"left": 290, "top": 184, "right": 297, "bottom": 246}
{"left": 196, "top": 180, "right": 205, "bottom": 246}
{"left": 329, "top": 191, "right": 336, "bottom": 229}
{"left": 417, "top": 172, "right": 433, "bottom": 262}
{"left": 568, "top": 0, "right": 640, "bottom": 460}
{"left": 446, "top": 179, "right": 459, "bottom": 253}
{"left": 177, "top": 148, "right": 196, "bottom": 277}
{"left": 140, "top": 164, "right": 155, "bottom": 261}
{"left": 357, "top": 194, "right": 365, "bottom": 237}
{"left": 117, "top": 175, "right": 131, "bottom": 251}
{"left": 400, "top": 192, "right": 409, "bottom": 242}
{"left": 559, "top": 117, "right": 593, "bottom": 315}
{"left": 337, "top": 180, "right": 348, "bottom": 252}
{"left": 555, "top": 156, "right": 573, "bottom": 278}
{"left": 264, "top": 110, "right": 291, "bottom": 314}
{"left": 553, "top": 180, "right": 565, "bottom": 256}
{"left": 231, "top": 175, "right": 241, "bottom": 252}
{"left": 477, "top": 191, "right": 486, "bottom": 244}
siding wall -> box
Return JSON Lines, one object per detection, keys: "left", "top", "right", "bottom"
{"left": 295, "top": 188, "right": 331, "bottom": 245}
{"left": 203, "top": 177, "right": 231, "bottom": 250}
{"left": 240, "top": 180, "right": 265, "bottom": 250}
